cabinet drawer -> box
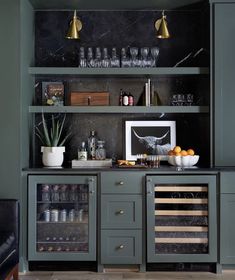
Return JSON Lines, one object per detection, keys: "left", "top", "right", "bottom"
{"left": 100, "top": 172, "right": 143, "bottom": 194}
{"left": 221, "top": 172, "right": 235, "bottom": 193}
{"left": 101, "top": 229, "right": 142, "bottom": 264}
{"left": 101, "top": 195, "right": 142, "bottom": 228}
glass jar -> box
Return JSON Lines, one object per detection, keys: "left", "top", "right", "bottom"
{"left": 95, "top": 140, "right": 106, "bottom": 160}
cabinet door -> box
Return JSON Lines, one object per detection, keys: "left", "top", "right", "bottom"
{"left": 220, "top": 194, "right": 235, "bottom": 264}
{"left": 28, "top": 175, "right": 96, "bottom": 261}
{"left": 146, "top": 175, "right": 217, "bottom": 262}
{"left": 214, "top": 3, "right": 235, "bottom": 166}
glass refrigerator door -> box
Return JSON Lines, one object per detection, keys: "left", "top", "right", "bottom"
{"left": 36, "top": 183, "right": 89, "bottom": 253}
{"left": 28, "top": 175, "right": 96, "bottom": 261}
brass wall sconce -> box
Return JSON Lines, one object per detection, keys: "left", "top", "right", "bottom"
{"left": 66, "top": 10, "right": 82, "bottom": 39}
{"left": 155, "top": 11, "right": 170, "bottom": 39}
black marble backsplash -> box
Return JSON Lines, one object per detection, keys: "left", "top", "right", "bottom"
{"left": 35, "top": 9, "right": 209, "bottom": 67}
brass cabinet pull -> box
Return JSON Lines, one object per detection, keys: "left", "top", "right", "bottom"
{"left": 117, "top": 210, "right": 124, "bottom": 215}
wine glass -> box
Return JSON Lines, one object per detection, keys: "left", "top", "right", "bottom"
{"left": 78, "top": 47, "right": 87, "bottom": 68}
{"left": 130, "top": 47, "right": 139, "bottom": 67}
{"left": 87, "top": 47, "right": 95, "bottom": 68}
{"left": 95, "top": 47, "right": 102, "bottom": 67}
{"left": 121, "top": 47, "right": 131, "bottom": 67}
{"left": 102, "top": 47, "right": 110, "bottom": 67}
{"left": 150, "top": 47, "right": 160, "bottom": 67}
{"left": 140, "top": 47, "right": 149, "bottom": 67}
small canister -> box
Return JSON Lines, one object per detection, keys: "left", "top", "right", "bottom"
{"left": 50, "top": 209, "right": 59, "bottom": 222}
{"left": 43, "top": 209, "right": 50, "bottom": 222}
{"left": 68, "top": 209, "right": 75, "bottom": 222}
{"left": 60, "top": 209, "right": 67, "bottom": 222}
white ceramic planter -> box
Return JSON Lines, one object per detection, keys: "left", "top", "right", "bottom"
{"left": 41, "top": 146, "right": 65, "bottom": 167}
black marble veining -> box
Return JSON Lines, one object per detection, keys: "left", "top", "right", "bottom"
{"left": 35, "top": 9, "right": 209, "bottom": 67}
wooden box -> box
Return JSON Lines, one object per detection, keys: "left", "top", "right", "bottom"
{"left": 69, "top": 92, "right": 110, "bottom": 106}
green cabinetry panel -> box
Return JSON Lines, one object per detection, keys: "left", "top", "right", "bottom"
{"left": 100, "top": 171, "right": 143, "bottom": 265}
{"left": 220, "top": 171, "right": 235, "bottom": 264}
{"left": 214, "top": 3, "right": 235, "bottom": 166}
{"left": 220, "top": 194, "right": 235, "bottom": 264}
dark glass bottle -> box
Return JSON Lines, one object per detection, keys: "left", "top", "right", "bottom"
{"left": 119, "top": 89, "right": 123, "bottom": 106}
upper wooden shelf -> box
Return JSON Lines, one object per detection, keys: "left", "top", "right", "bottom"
{"left": 29, "top": 106, "right": 209, "bottom": 114}
{"left": 28, "top": 67, "right": 209, "bottom": 76}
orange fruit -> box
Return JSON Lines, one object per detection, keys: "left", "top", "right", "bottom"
{"left": 187, "top": 149, "right": 195, "bottom": 156}
{"left": 168, "top": 150, "right": 175, "bottom": 156}
{"left": 173, "top": 146, "right": 181, "bottom": 153}
{"left": 180, "top": 150, "right": 188, "bottom": 156}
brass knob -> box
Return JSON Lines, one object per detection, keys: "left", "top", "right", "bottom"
{"left": 119, "top": 244, "right": 124, "bottom": 249}
{"left": 118, "top": 181, "right": 124, "bottom": 185}
{"left": 118, "top": 210, "right": 124, "bottom": 215}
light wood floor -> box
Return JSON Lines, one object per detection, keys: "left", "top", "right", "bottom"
{"left": 19, "top": 270, "right": 235, "bottom": 280}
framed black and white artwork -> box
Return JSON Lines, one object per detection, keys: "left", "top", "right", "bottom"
{"left": 125, "top": 120, "right": 176, "bottom": 160}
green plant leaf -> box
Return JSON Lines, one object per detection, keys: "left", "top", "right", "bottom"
{"left": 58, "top": 115, "right": 66, "bottom": 146}
{"left": 42, "top": 113, "right": 51, "bottom": 146}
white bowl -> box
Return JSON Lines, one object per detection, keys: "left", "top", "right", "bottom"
{"left": 168, "top": 155, "right": 199, "bottom": 167}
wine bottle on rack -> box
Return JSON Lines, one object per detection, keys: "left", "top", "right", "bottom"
{"left": 38, "top": 246, "right": 44, "bottom": 252}
{"left": 47, "top": 246, "right": 53, "bottom": 252}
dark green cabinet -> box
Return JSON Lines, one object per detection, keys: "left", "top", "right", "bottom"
{"left": 220, "top": 172, "right": 235, "bottom": 264}
{"left": 28, "top": 175, "right": 97, "bottom": 261}
{"left": 146, "top": 175, "right": 217, "bottom": 263}
{"left": 213, "top": 2, "right": 235, "bottom": 166}
{"left": 100, "top": 171, "right": 143, "bottom": 265}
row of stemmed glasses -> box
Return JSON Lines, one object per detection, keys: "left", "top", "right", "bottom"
{"left": 79, "top": 47, "right": 120, "bottom": 68}
{"left": 78, "top": 47, "right": 159, "bottom": 68}
{"left": 128, "top": 47, "right": 160, "bottom": 68}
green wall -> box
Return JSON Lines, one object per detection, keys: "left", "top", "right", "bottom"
{"left": 0, "top": 0, "right": 20, "bottom": 198}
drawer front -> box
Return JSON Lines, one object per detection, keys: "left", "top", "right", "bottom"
{"left": 101, "top": 195, "right": 142, "bottom": 228}
{"left": 221, "top": 172, "right": 235, "bottom": 193}
{"left": 101, "top": 230, "right": 142, "bottom": 264}
{"left": 100, "top": 172, "right": 143, "bottom": 194}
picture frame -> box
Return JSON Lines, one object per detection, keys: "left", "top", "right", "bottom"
{"left": 125, "top": 120, "right": 176, "bottom": 160}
